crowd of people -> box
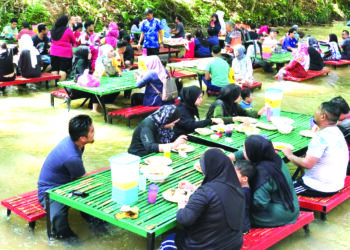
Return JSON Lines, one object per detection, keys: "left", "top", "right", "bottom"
{"left": 1, "top": 8, "right": 349, "bottom": 249}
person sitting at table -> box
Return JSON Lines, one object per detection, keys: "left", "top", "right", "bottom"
{"left": 128, "top": 105, "right": 187, "bottom": 157}
{"left": 17, "top": 21, "right": 35, "bottom": 40}
{"left": 231, "top": 135, "right": 300, "bottom": 227}
{"left": 275, "top": 43, "right": 309, "bottom": 80}
{"left": 232, "top": 44, "right": 253, "bottom": 87}
{"left": 17, "top": 34, "right": 41, "bottom": 78}
{"left": 203, "top": 45, "right": 230, "bottom": 92}
{"left": 183, "top": 33, "right": 195, "bottom": 58}
{"left": 73, "top": 23, "right": 83, "bottom": 47}
{"left": 117, "top": 23, "right": 128, "bottom": 41}
{"left": 171, "top": 16, "right": 185, "bottom": 38}
{"left": 208, "top": 13, "right": 221, "bottom": 37}
{"left": 206, "top": 85, "right": 264, "bottom": 124}
{"left": 194, "top": 30, "right": 211, "bottom": 58}
{"left": 131, "top": 55, "right": 173, "bottom": 107}
{"left": 104, "top": 29, "right": 119, "bottom": 49}
{"left": 1, "top": 18, "right": 18, "bottom": 40}
{"left": 161, "top": 19, "right": 172, "bottom": 39}
{"left": 0, "top": 42, "right": 18, "bottom": 92}
{"left": 32, "top": 23, "right": 51, "bottom": 72}
{"left": 38, "top": 115, "right": 106, "bottom": 244}
{"left": 50, "top": 15, "right": 75, "bottom": 81}
{"left": 94, "top": 44, "right": 122, "bottom": 77}
{"left": 121, "top": 35, "right": 135, "bottom": 68}
{"left": 282, "top": 28, "right": 298, "bottom": 52}
{"left": 282, "top": 102, "right": 348, "bottom": 197}
{"left": 323, "top": 34, "right": 342, "bottom": 61}
{"left": 70, "top": 46, "right": 92, "bottom": 81}
{"left": 307, "top": 37, "right": 324, "bottom": 71}
{"left": 159, "top": 148, "right": 245, "bottom": 250}
{"left": 340, "top": 30, "right": 350, "bottom": 60}
{"left": 173, "top": 86, "right": 223, "bottom": 138}
{"left": 207, "top": 28, "right": 220, "bottom": 53}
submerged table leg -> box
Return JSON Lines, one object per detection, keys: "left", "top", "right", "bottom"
{"left": 167, "top": 45, "right": 171, "bottom": 63}
{"left": 146, "top": 232, "right": 155, "bottom": 250}
{"left": 45, "top": 192, "right": 51, "bottom": 241}
{"left": 95, "top": 95, "right": 107, "bottom": 122}
{"left": 197, "top": 73, "right": 203, "bottom": 89}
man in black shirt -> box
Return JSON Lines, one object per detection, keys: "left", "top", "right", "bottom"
{"left": 32, "top": 23, "right": 51, "bottom": 71}
{"left": 172, "top": 16, "right": 185, "bottom": 38}
{"left": 117, "top": 23, "right": 128, "bottom": 41}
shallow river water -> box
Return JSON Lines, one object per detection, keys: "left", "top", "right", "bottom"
{"left": 0, "top": 22, "right": 350, "bottom": 249}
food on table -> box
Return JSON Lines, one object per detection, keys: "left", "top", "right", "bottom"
{"left": 270, "top": 116, "right": 295, "bottom": 126}
{"left": 144, "top": 156, "right": 172, "bottom": 166}
{"left": 162, "top": 187, "right": 194, "bottom": 203}
{"left": 140, "top": 165, "right": 173, "bottom": 183}
{"left": 172, "top": 143, "right": 195, "bottom": 153}
{"left": 195, "top": 128, "right": 214, "bottom": 136}
{"left": 272, "top": 142, "right": 295, "bottom": 151}
{"left": 211, "top": 124, "right": 227, "bottom": 132}
{"left": 194, "top": 160, "right": 202, "bottom": 173}
{"left": 299, "top": 130, "right": 315, "bottom": 138}
{"left": 210, "top": 134, "right": 220, "bottom": 140}
{"left": 243, "top": 126, "right": 261, "bottom": 136}
{"left": 115, "top": 205, "right": 139, "bottom": 220}
{"left": 255, "top": 122, "right": 277, "bottom": 131}
{"left": 232, "top": 116, "right": 258, "bottom": 124}
{"left": 231, "top": 123, "right": 245, "bottom": 132}
{"left": 277, "top": 124, "right": 294, "bottom": 134}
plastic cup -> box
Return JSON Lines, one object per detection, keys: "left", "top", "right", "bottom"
{"left": 163, "top": 145, "right": 171, "bottom": 158}
{"left": 148, "top": 184, "right": 159, "bottom": 204}
{"left": 142, "top": 48, "right": 147, "bottom": 56}
{"left": 225, "top": 130, "right": 232, "bottom": 137}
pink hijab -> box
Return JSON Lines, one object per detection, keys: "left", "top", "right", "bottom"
{"left": 105, "top": 30, "right": 118, "bottom": 48}
{"left": 291, "top": 43, "right": 310, "bottom": 71}
{"left": 144, "top": 56, "right": 168, "bottom": 85}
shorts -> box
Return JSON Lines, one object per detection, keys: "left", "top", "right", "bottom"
{"left": 293, "top": 178, "right": 339, "bottom": 197}
{"left": 50, "top": 55, "right": 72, "bottom": 73}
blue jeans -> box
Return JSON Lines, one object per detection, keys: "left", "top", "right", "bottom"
{"left": 202, "top": 77, "right": 221, "bottom": 92}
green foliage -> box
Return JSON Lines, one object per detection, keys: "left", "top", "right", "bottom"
{"left": 21, "top": 4, "right": 51, "bottom": 24}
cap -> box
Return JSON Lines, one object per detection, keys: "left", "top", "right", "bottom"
{"left": 269, "top": 28, "right": 279, "bottom": 34}
{"left": 292, "top": 25, "right": 298, "bottom": 30}
{"left": 144, "top": 8, "right": 153, "bottom": 15}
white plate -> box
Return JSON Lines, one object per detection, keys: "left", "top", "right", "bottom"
{"left": 211, "top": 124, "right": 227, "bottom": 132}
{"left": 162, "top": 188, "right": 194, "bottom": 203}
{"left": 273, "top": 142, "right": 295, "bottom": 151}
{"left": 172, "top": 144, "right": 196, "bottom": 153}
{"left": 299, "top": 130, "right": 315, "bottom": 138}
{"left": 233, "top": 116, "right": 258, "bottom": 124}
{"left": 195, "top": 128, "right": 214, "bottom": 136}
{"left": 244, "top": 127, "right": 260, "bottom": 136}
{"left": 140, "top": 165, "right": 173, "bottom": 183}
{"left": 256, "top": 122, "right": 277, "bottom": 131}
{"left": 270, "top": 117, "right": 295, "bottom": 126}
{"left": 144, "top": 156, "right": 172, "bottom": 166}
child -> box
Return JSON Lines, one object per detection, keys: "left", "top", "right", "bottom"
{"left": 239, "top": 88, "right": 253, "bottom": 111}
{"left": 73, "top": 23, "right": 83, "bottom": 47}
{"left": 121, "top": 35, "right": 135, "bottom": 68}
{"left": 184, "top": 33, "right": 195, "bottom": 58}
{"left": 234, "top": 160, "right": 255, "bottom": 234}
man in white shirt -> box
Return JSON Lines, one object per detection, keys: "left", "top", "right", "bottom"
{"left": 263, "top": 28, "right": 279, "bottom": 50}
{"left": 282, "top": 102, "right": 349, "bottom": 197}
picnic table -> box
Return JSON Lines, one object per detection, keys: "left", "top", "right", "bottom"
{"left": 167, "top": 58, "right": 214, "bottom": 89}
{"left": 45, "top": 142, "right": 224, "bottom": 249}
{"left": 188, "top": 111, "right": 312, "bottom": 160}
{"left": 251, "top": 52, "right": 293, "bottom": 64}
{"left": 58, "top": 71, "right": 137, "bottom": 122}
{"left": 134, "top": 47, "right": 181, "bottom": 60}
{"left": 0, "top": 39, "right": 17, "bottom": 44}
{"left": 163, "top": 39, "right": 186, "bottom": 62}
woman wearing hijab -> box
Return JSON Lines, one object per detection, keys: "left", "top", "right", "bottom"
{"left": 206, "top": 85, "right": 262, "bottom": 124}
{"left": 105, "top": 30, "right": 119, "bottom": 49}
{"left": 131, "top": 55, "right": 172, "bottom": 107}
{"left": 173, "top": 86, "right": 222, "bottom": 138}
{"left": 0, "top": 42, "right": 17, "bottom": 92}
{"left": 18, "top": 34, "right": 41, "bottom": 78}
{"left": 307, "top": 37, "right": 324, "bottom": 71}
{"left": 131, "top": 18, "right": 141, "bottom": 43}
{"left": 194, "top": 30, "right": 211, "bottom": 57}
{"left": 232, "top": 135, "right": 300, "bottom": 227}
{"left": 208, "top": 13, "right": 221, "bottom": 36}
{"left": 275, "top": 43, "right": 310, "bottom": 80}
{"left": 128, "top": 105, "right": 187, "bottom": 157}
{"left": 159, "top": 148, "right": 245, "bottom": 250}
{"left": 70, "top": 46, "right": 91, "bottom": 80}
{"left": 94, "top": 44, "right": 122, "bottom": 77}
{"left": 50, "top": 15, "right": 75, "bottom": 81}
{"left": 323, "top": 34, "right": 341, "bottom": 61}
{"left": 161, "top": 19, "right": 172, "bottom": 39}
{"left": 232, "top": 44, "right": 253, "bottom": 87}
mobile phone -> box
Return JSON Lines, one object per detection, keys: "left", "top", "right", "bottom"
{"left": 69, "top": 190, "right": 89, "bottom": 198}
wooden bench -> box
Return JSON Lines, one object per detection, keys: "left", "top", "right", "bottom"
{"left": 207, "top": 82, "right": 262, "bottom": 97}
{"left": 298, "top": 176, "right": 350, "bottom": 220}
{"left": 0, "top": 167, "right": 110, "bottom": 231}
{"left": 50, "top": 89, "right": 89, "bottom": 112}
{"left": 242, "top": 211, "right": 314, "bottom": 250}
{"left": 0, "top": 73, "right": 61, "bottom": 88}
{"left": 108, "top": 99, "right": 180, "bottom": 127}
{"left": 324, "top": 59, "right": 350, "bottom": 69}
{"left": 134, "top": 47, "right": 180, "bottom": 57}
{"left": 283, "top": 69, "right": 331, "bottom": 82}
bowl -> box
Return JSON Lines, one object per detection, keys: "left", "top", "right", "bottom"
{"left": 140, "top": 165, "right": 173, "bottom": 183}
{"left": 277, "top": 124, "right": 294, "bottom": 134}
{"left": 195, "top": 128, "right": 213, "bottom": 136}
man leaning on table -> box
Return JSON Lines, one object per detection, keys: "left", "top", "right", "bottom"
{"left": 38, "top": 115, "right": 105, "bottom": 244}
{"left": 282, "top": 102, "right": 349, "bottom": 197}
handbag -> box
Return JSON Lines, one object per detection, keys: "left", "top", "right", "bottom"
{"left": 150, "top": 77, "right": 178, "bottom": 102}
{"left": 77, "top": 69, "right": 100, "bottom": 87}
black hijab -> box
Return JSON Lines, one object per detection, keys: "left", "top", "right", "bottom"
{"left": 72, "top": 46, "right": 90, "bottom": 69}
{"left": 195, "top": 30, "right": 210, "bottom": 48}
{"left": 200, "top": 148, "right": 245, "bottom": 231}
{"left": 206, "top": 84, "right": 241, "bottom": 119}
{"left": 244, "top": 135, "right": 295, "bottom": 212}
{"left": 180, "top": 86, "right": 203, "bottom": 118}
{"left": 51, "top": 15, "right": 69, "bottom": 41}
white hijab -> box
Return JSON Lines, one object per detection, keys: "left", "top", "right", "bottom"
{"left": 19, "top": 34, "right": 39, "bottom": 68}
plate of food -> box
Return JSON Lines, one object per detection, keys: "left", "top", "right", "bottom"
{"left": 270, "top": 117, "right": 295, "bottom": 126}
{"left": 144, "top": 156, "right": 172, "bottom": 166}
{"left": 172, "top": 144, "right": 196, "bottom": 153}
{"left": 299, "top": 130, "right": 315, "bottom": 138}
{"left": 231, "top": 123, "right": 245, "bottom": 132}
{"left": 243, "top": 126, "right": 260, "bottom": 136}
{"left": 140, "top": 165, "right": 173, "bottom": 182}
{"left": 233, "top": 116, "right": 258, "bottom": 124}
{"left": 211, "top": 124, "right": 227, "bottom": 132}
{"left": 193, "top": 160, "right": 202, "bottom": 173}
{"left": 162, "top": 188, "right": 194, "bottom": 203}
{"left": 272, "top": 142, "right": 295, "bottom": 151}
{"left": 195, "top": 128, "right": 213, "bottom": 136}
{"left": 255, "top": 122, "right": 277, "bottom": 131}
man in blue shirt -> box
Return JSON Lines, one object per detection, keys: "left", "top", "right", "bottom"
{"left": 138, "top": 8, "right": 164, "bottom": 56}
{"left": 282, "top": 28, "right": 298, "bottom": 52}
{"left": 38, "top": 115, "right": 97, "bottom": 243}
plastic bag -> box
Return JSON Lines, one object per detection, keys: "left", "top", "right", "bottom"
{"left": 77, "top": 69, "right": 100, "bottom": 87}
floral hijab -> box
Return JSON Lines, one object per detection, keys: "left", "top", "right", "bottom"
{"left": 292, "top": 43, "right": 310, "bottom": 71}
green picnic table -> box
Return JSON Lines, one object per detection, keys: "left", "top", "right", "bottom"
{"left": 58, "top": 71, "right": 137, "bottom": 122}
{"left": 45, "top": 142, "right": 227, "bottom": 249}
{"left": 167, "top": 58, "right": 213, "bottom": 89}
{"left": 251, "top": 52, "right": 293, "bottom": 64}
{"left": 188, "top": 111, "right": 312, "bottom": 161}
{"left": 0, "top": 39, "right": 17, "bottom": 44}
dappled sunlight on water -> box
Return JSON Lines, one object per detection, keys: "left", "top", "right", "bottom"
{"left": 1, "top": 22, "right": 350, "bottom": 249}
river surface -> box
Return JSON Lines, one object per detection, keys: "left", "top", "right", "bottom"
{"left": 0, "top": 22, "right": 350, "bottom": 249}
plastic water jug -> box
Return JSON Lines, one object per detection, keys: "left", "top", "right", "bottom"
{"left": 265, "top": 88, "right": 283, "bottom": 117}
{"left": 109, "top": 153, "right": 140, "bottom": 205}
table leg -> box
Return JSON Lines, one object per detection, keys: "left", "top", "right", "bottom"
{"left": 45, "top": 192, "right": 52, "bottom": 241}
{"left": 146, "top": 232, "right": 155, "bottom": 250}
{"left": 292, "top": 166, "right": 301, "bottom": 181}
{"left": 95, "top": 95, "right": 107, "bottom": 122}
{"left": 197, "top": 74, "right": 203, "bottom": 89}
{"left": 169, "top": 67, "right": 176, "bottom": 77}
{"left": 63, "top": 87, "right": 72, "bottom": 112}
{"left": 167, "top": 45, "right": 171, "bottom": 63}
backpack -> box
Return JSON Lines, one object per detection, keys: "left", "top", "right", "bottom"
{"left": 151, "top": 77, "right": 178, "bottom": 102}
